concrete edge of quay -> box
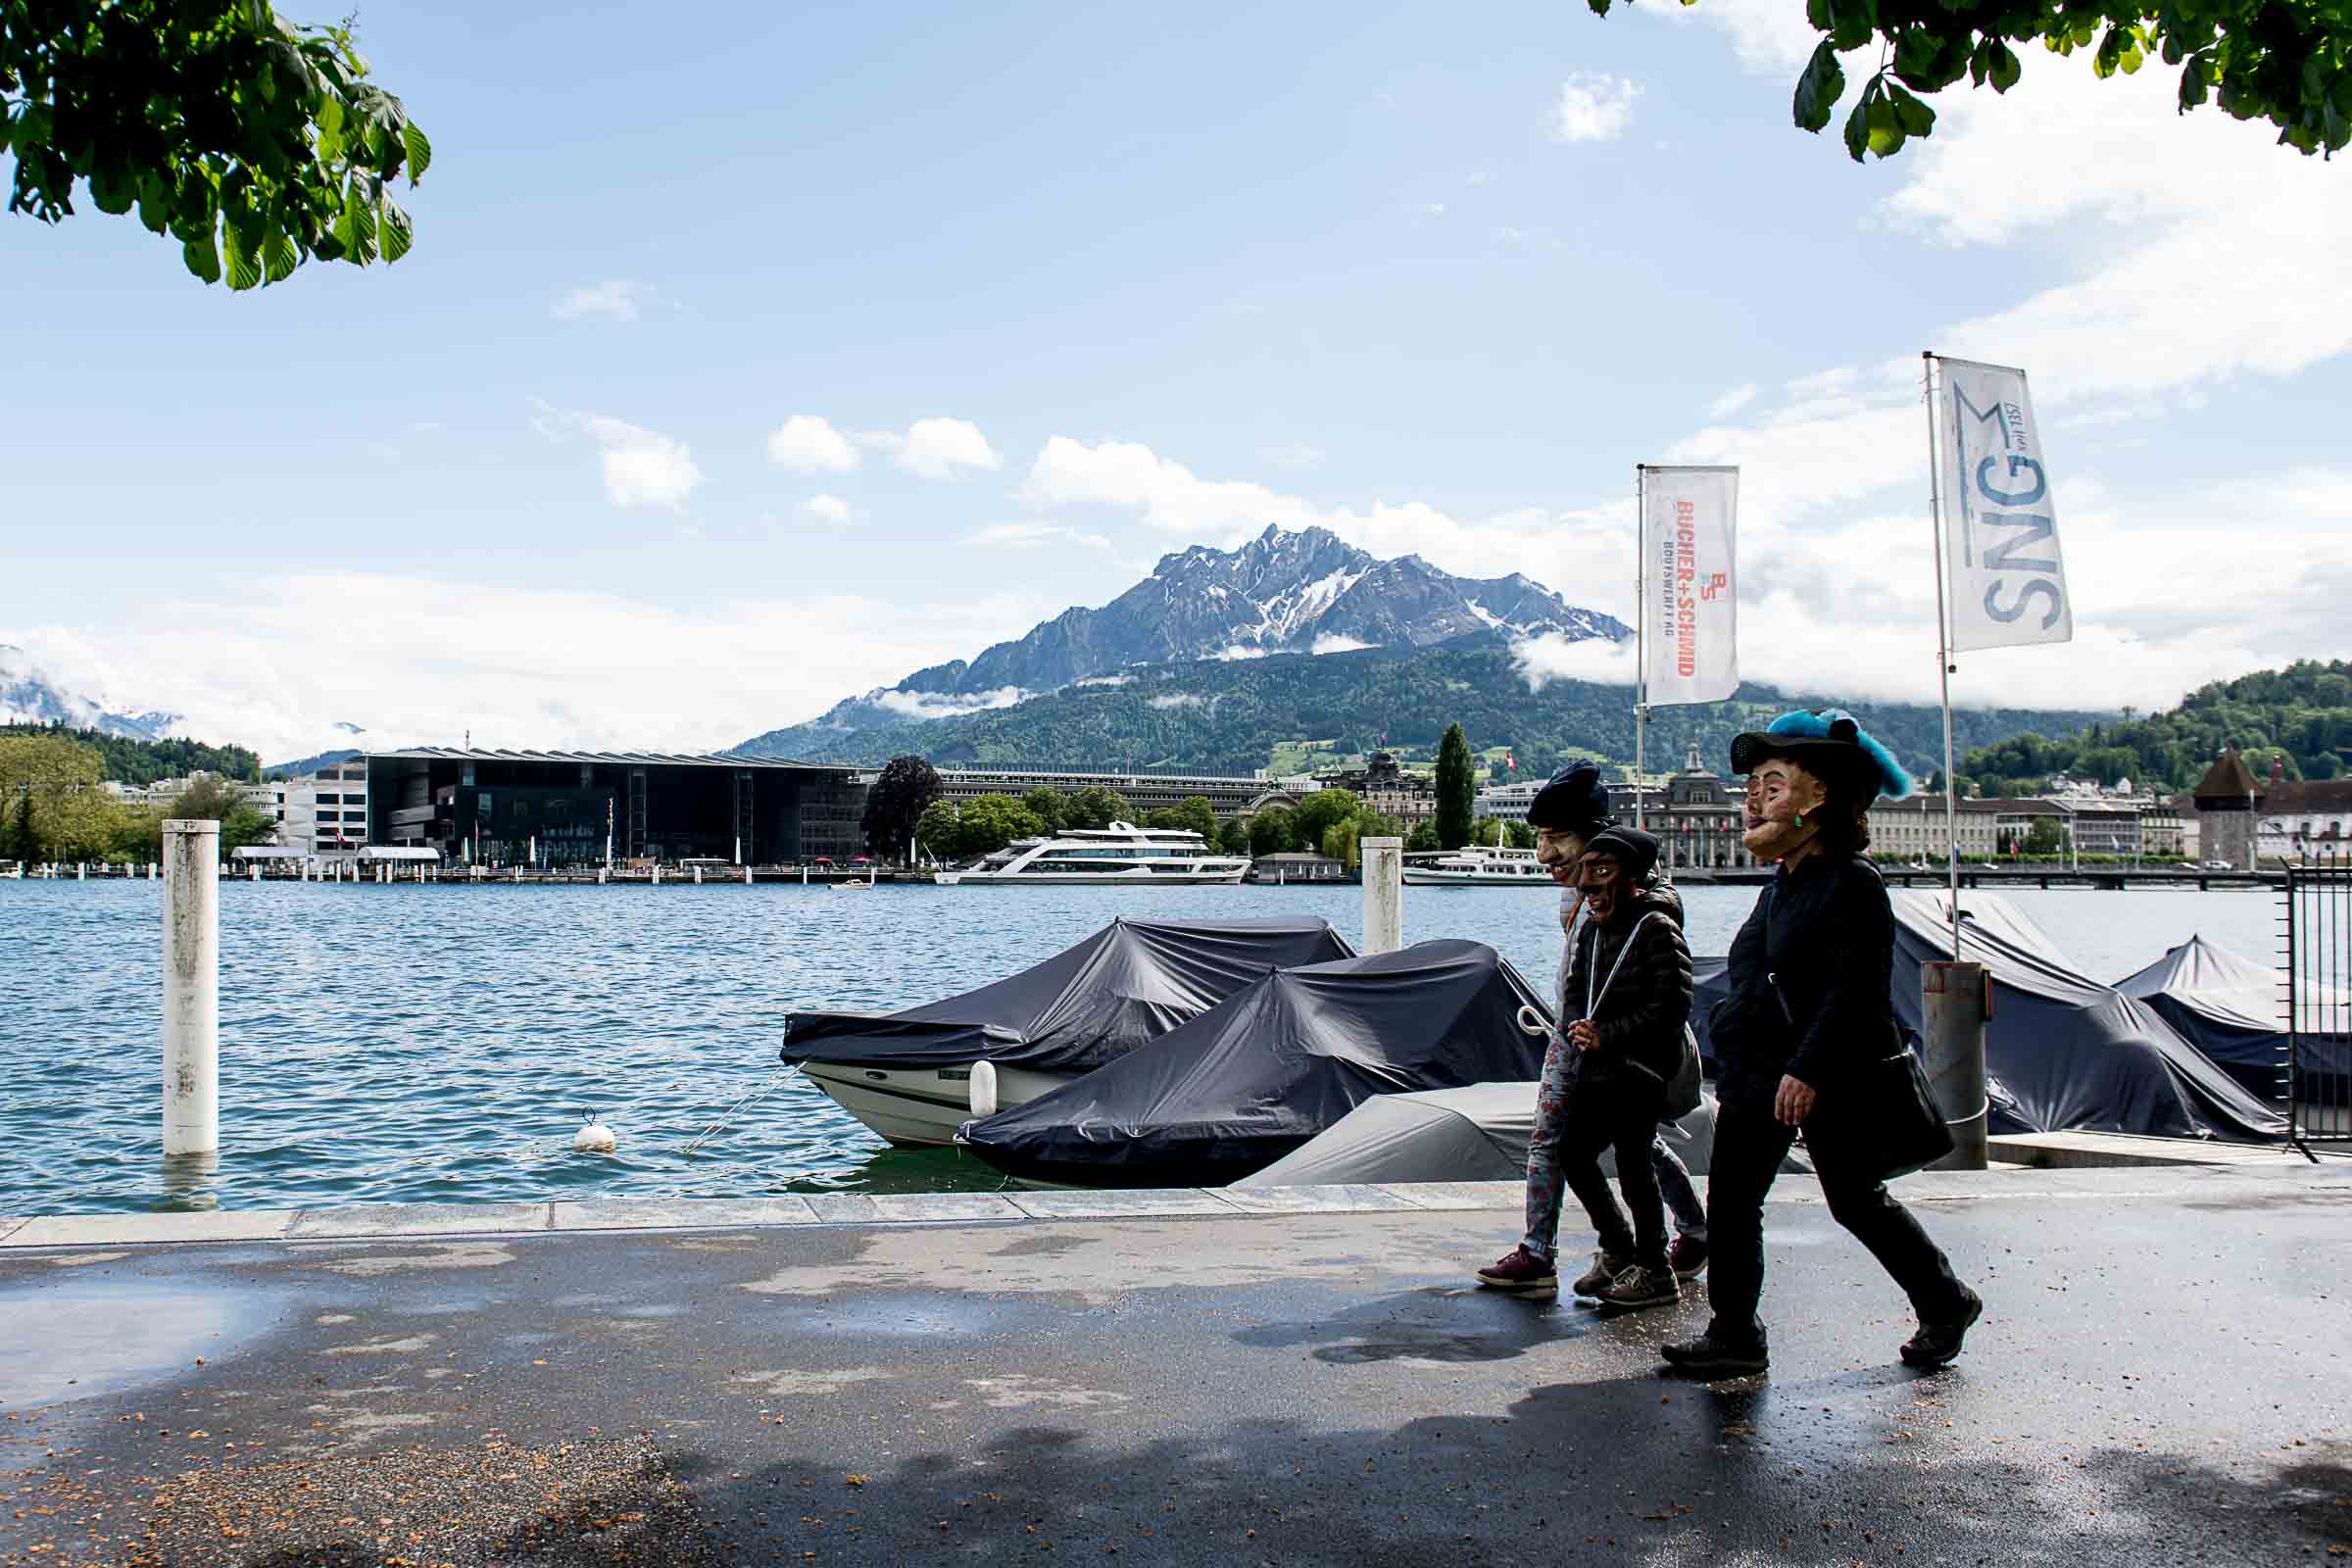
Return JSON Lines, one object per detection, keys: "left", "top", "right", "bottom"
{"left": 4, "top": 1154, "right": 2348, "bottom": 1252}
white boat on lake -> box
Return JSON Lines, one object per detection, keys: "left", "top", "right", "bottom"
{"left": 934, "top": 821, "right": 1248, "bottom": 885}
{"left": 1401, "top": 846, "right": 1552, "bottom": 886}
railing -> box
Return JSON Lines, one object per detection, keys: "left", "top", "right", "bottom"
{"left": 2283, "top": 853, "right": 2352, "bottom": 1148}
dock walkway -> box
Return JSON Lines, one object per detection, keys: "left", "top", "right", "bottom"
{"left": 3, "top": 1161, "right": 2346, "bottom": 1565}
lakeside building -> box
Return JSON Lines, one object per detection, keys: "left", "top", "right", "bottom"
{"left": 363, "top": 749, "right": 864, "bottom": 867}
{"left": 2251, "top": 762, "right": 2352, "bottom": 862}
{"left": 905, "top": 764, "right": 1268, "bottom": 821}
{"left": 101, "top": 770, "right": 274, "bottom": 813}
{"left": 1475, "top": 749, "right": 1756, "bottom": 870}
{"left": 257, "top": 760, "right": 371, "bottom": 858}
{"left": 1314, "top": 752, "right": 1438, "bottom": 830}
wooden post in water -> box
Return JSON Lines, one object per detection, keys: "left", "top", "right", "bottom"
{"left": 1361, "top": 837, "right": 1403, "bottom": 955}
{"left": 162, "top": 819, "right": 220, "bottom": 1157}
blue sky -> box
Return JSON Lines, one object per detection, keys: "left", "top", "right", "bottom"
{"left": 4, "top": 0, "right": 2348, "bottom": 760}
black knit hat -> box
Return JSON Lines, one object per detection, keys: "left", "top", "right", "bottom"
{"left": 1582, "top": 825, "right": 1659, "bottom": 884}
{"left": 1526, "top": 763, "right": 1614, "bottom": 834}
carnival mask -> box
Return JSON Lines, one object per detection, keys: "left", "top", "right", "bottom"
{"left": 1741, "top": 759, "right": 1828, "bottom": 862}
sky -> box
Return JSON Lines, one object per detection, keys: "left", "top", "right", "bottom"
{"left": 3, "top": 0, "right": 2349, "bottom": 762}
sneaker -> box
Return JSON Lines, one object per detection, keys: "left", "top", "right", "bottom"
{"left": 1474, "top": 1246, "right": 1558, "bottom": 1297}
{"left": 1569, "top": 1250, "right": 1630, "bottom": 1298}
{"left": 1593, "top": 1263, "right": 1681, "bottom": 1310}
{"left": 1899, "top": 1286, "right": 1984, "bottom": 1369}
{"left": 1668, "top": 1234, "right": 1709, "bottom": 1280}
{"left": 1660, "top": 1327, "right": 1769, "bottom": 1377}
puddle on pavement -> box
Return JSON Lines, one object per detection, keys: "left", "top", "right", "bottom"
{"left": 0, "top": 1279, "right": 283, "bottom": 1406}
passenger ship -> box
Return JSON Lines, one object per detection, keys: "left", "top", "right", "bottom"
{"left": 934, "top": 821, "right": 1250, "bottom": 885}
{"left": 1400, "top": 846, "right": 1553, "bottom": 886}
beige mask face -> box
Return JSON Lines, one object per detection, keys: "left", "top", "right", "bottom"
{"left": 1741, "top": 759, "right": 1828, "bottom": 861}
{"left": 1535, "top": 827, "right": 1587, "bottom": 880}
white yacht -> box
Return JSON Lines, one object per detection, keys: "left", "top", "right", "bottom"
{"left": 1401, "top": 846, "right": 1553, "bottom": 886}
{"left": 934, "top": 821, "right": 1249, "bottom": 885}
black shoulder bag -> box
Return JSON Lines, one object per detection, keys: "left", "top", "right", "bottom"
{"left": 1770, "top": 978, "right": 1952, "bottom": 1186}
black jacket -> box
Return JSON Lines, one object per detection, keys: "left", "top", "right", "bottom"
{"left": 1708, "top": 852, "right": 1896, "bottom": 1107}
{"left": 1562, "top": 888, "right": 1693, "bottom": 1097}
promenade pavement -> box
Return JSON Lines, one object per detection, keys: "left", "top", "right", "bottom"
{"left": 1, "top": 1162, "right": 2346, "bottom": 1567}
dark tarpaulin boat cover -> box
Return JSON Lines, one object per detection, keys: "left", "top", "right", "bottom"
{"left": 1691, "top": 891, "right": 2284, "bottom": 1144}
{"left": 2116, "top": 934, "right": 2351, "bottom": 1103}
{"left": 1235, "top": 1083, "right": 1802, "bottom": 1188}
{"left": 780, "top": 917, "right": 1354, "bottom": 1074}
{"left": 956, "top": 940, "right": 1550, "bottom": 1187}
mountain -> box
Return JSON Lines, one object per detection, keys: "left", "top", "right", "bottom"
{"left": 791, "top": 525, "right": 1627, "bottom": 733}
{"left": 0, "top": 644, "right": 178, "bottom": 740}
{"left": 738, "top": 637, "right": 2112, "bottom": 783}
{"left": 264, "top": 747, "right": 364, "bottom": 779}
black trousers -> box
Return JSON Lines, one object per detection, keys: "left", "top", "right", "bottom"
{"left": 1706, "top": 1098, "right": 1966, "bottom": 1346}
{"left": 1558, "top": 1079, "right": 1670, "bottom": 1272}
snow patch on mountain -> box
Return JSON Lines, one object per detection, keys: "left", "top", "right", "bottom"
{"left": 0, "top": 644, "right": 182, "bottom": 740}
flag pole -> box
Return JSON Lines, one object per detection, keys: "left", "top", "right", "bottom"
{"left": 1634, "top": 463, "right": 1647, "bottom": 830}
{"left": 1923, "top": 352, "right": 1961, "bottom": 960}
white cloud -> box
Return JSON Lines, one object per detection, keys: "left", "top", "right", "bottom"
{"left": 1706, "top": 383, "right": 1759, "bottom": 419}
{"left": 551, "top": 280, "right": 662, "bottom": 322}
{"left": 1512, "top": 632, "right": 1637, "bottom": 691}
{"left": 1074, "top": 673, "right": 1134, "bottom": 688}
{"left": 1209, "top": 646, "right": 1270, "bottom": 662}
{"left": 964, "top": 520, "right": 1111, "bottom": 552}
{"left": 1150, "top": 693, "right": 1204, "bottom": 710}
{"left": 6, "top": 576, "right": 1030, "bottom": 763}
{"left": 803, "top": 494, "right": 855, "bottom": 526}
{"left": 1549, "top": 74, "right": 1640, "bottom": 144}
{"left": 537, "top": 405, "right": 702, "bottom": 510}
{"left": 765, "top": 415, "right": 860, "bottom": 473}
{"left": 1309, "top": 634, "right": 1374, "bottom": 656}
{"left": 868, "top": 686, "right": 1031, "bottom": 721}
{"left": 859, "top": 416, "right": 1002, "bottom": 479}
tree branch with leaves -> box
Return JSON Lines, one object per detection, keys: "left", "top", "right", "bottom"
{"left": 3, "top": 0, "right": 430, "bottom": 285}
{"left": 1588, "top": 0, "right": 2351, "bottom": 159}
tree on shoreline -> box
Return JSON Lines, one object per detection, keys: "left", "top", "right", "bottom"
{"left": 861, "top": 756, "right": 943, "bottom": 864}
{"left": 5, "top": 1, "right": 431, "bottom": 286}
{"left": 1582, "top": 0, "right": 2352, "bottom": 161}
{"left": 1435, "top": 723, "right": 1475, "bottom": 849}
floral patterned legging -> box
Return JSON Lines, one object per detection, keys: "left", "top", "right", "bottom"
{"left": 1522, "top": 1036, "right": 1708, "bottom": 1261}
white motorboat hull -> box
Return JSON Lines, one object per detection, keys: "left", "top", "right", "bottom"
{"left": 798, "top": 1059, "right": 1078, "bottom": 1147}
{"left": 935, "top": 868, "right": 1246, "bottom": 886}
{"left": 1400, "top": 869, "right": 1554, "bottom": 886}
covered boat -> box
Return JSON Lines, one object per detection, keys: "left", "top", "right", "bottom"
{"left": 781, "top": 916, "right": 1354, "bottom": 1146}
{"left": 1236, "top": 1083, "right": 1800, "bottom": 1188}
{"left": 2114, "top": 936, "right": 2288, "bottom": 1104}
{"left": 955, "top": 940, "right": 1549, "bottom": 1187}
{"left": 1691, "top": 892, "right": 2284, "bottom": 1144}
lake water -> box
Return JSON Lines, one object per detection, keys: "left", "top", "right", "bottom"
{"left": 0, "top": 878, "right": 2283, "bottom": 1215}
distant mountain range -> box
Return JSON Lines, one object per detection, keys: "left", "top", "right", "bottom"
{"left": 0, "top": 644, "right": 178, "bottom": 740}
{"left": 755, "top": 524, "right": 1628, "bottom": 742}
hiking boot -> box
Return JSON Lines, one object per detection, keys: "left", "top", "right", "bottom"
{"left": 1474, "top": 1246, "right": 1557, "bottom": 1298}
{"left": 1668, "top": 1234, "right": 1709, "bottom": 1280}
{"left": 1660, "top": 1326, "right": 1769, "bottom": 1377}
{"left": 1569, "top": 1250, "right": 1629, "bottom": 1298}
{"left": 1899, "top": 1286, "right": 1984, "bottom": 1369}
{"left": 1593, "top": 1263, "right": 1681, "bottom": 1310}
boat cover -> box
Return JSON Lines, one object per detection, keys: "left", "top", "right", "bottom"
{"left": 2116, "top": 935, "right": 2351, "bottom": 1103}
{"left": 956, "top": 940, "right": 1550, "bottom": 1186}
{"left": 1236, "top": 1082, "right": 1805, "bottom": 1188}
{"left": 1691, "top": 891, "right": 2284, "bottom": 1143}
{"left": 780, "top": 917, "right": 1354, "bottom": 1073}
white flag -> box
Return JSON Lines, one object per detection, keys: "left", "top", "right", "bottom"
{"left": 1641, "top": 466, "right": 1739, "bottom": 706}
{"left": 1932, "top": 356, "right": 2073, "bottom": 653}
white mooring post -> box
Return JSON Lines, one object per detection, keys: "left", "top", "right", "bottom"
{"left": 1923, "top": 960, "right": 1989, "bottom": 1170}
{"left": 694, "top": 864, "right": 703, "bottom": 885}
{"left": 652, "top": 864, "right": 661, "bottom": 885}
{"left": 162, "top": 819, "right": 220, "bottom": 1157}
{"left": 76, "top": 861, "right": 86, "bottom": 880}
{"left": 249, "top": 861, "right": 261, "bottom": 882}
{"left": 745, "top": 863, "right": 754, "bottom": 886}
{"left": 1360, "top": 837, "right": 1403, "bottom": 955}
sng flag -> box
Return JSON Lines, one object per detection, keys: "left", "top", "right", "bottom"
{"left": 1932, "top": 356, "right": 2073, "bottom": 653}
{"left": 1641, "top": 466, "right": 1739, "bottom": 706}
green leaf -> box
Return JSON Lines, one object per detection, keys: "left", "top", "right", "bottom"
{"left": 182, "top": 231, "right": 223, "bottom": 285}
{"left": 1794, "top": 40, "right": 1846, "bottom": 133}
{"left": 1804, "top": 0, "right": 1833, "bottom": 30}
{"left": 88, "top": 166, "right": 136, "bottom": 216}
{"left": 262, "top": 226, "right": 300, "bottom": 282}
{"left": 224, "top": 223, "right": 262, "bottom": 291}
{"left": 378, "top": 197, "right": 413, "bottom": 263}
{"left": 1842, "top": 81, "right": 1877, "bottom": 162}
{"left": 1888, "top": 81, "right": 1936, "bottom": 138}
{"left": 1989, "top": 41, "right": 2022, "bottom": 93}
{"left": 401, "top": 121, "right": 432, "bottom": 182}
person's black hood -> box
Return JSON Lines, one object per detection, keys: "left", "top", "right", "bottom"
{"left": 1527, "top": 763, "right": 1613, "bottom": 834}
{"left": 1584, "top": 825, "right": 1660, "bottom": 884}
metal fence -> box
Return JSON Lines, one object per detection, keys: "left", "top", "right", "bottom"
{"left": 2283, "top": 855, "right": 2352, "bottom": 1146}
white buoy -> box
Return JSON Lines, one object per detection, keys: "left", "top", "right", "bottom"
{"left": 572, "top": 1112, "right": 617, "bottom": 1153}
{"left": 968, "top": 1059, "right": 1000, "bottom": 1118}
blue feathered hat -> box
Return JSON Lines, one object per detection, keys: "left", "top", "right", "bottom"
{"left": 1729, "top": 709, "right": 1914, "bottom": 803}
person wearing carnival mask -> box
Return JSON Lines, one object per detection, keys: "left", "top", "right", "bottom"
{"left": 1475, "top": 764, "right": 1710, "bottom": 1299}
{"left": 1660, "top": 710, "right": 1984, "bottom": 1378}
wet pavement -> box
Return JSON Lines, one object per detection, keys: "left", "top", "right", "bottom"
{"left": 1, "top": 1167, "right": 2347, "bottom": 1566}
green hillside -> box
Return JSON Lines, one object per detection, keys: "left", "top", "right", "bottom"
{"left": 1961, "top": 659, "right": 2352, "bottom": 794}
{"left": 740, "top": 639, "right": 2110, "bottom": 783}
{"left": 0, "top": 723, "right": 260, "bottom": 785}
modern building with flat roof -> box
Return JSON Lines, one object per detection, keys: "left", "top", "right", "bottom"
{"left": 365, "top": 749, "right": 864, "bottom": 867}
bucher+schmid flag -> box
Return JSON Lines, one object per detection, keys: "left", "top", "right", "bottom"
{"left": 1639, "top": 466, "right": 1740, "bottom": 706}
{"left": 1929, "top": 356, "right": 2073, "bottom": 654}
